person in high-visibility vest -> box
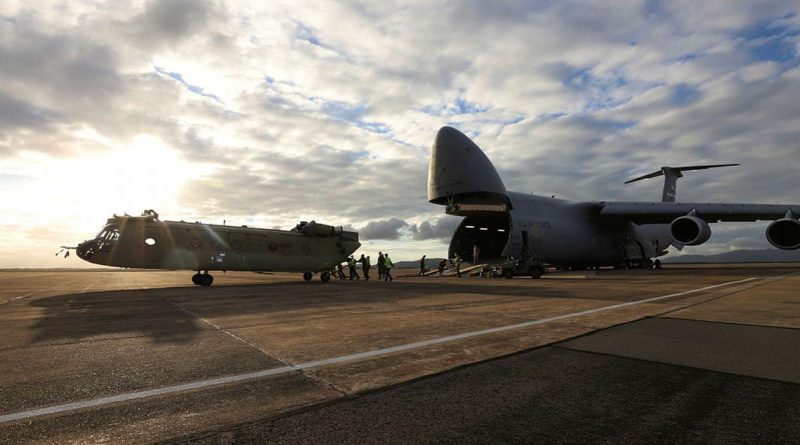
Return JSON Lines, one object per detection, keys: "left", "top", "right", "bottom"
{"left": 383, "top": 253, "right": 394, "bottom": 282}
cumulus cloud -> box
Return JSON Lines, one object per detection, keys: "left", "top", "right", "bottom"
{"left": 358, "top": 218, "right": 409, "bottom": 240}
{"left": 409, "top": 217, "right": 463, "bottom": 241}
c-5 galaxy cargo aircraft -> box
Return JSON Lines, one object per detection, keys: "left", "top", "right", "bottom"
{"left": 428, "top": 126, "right": 800, "bottom": 277}
{"left": 66, "top": 210, "right": 360, "bottom": 285}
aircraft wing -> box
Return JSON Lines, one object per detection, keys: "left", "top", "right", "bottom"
{"left": 599, "top": 202, "right": 800, "bottom": 224}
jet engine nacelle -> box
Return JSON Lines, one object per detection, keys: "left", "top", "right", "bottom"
{"left": 766, "top": 218, "right": 800, "bottom": 250}
{"left": 670, "top": 215, "right": 711, "bottom": 246}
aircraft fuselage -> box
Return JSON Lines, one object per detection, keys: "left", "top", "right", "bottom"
{"left": 76, "top": 213, "right": 360, "bottom": 274}
{"left": 448, "top": 192, "right": 671, "bottom": 268}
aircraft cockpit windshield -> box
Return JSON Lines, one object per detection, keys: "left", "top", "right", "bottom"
{"left": 96, "top": 223, "right": 120, "bottom": 242}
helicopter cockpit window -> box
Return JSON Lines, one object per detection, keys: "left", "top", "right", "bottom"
{"left": 96, "top": 224, "right": 120, "bottom": 241}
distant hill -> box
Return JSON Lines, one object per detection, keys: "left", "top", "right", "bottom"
{"left": 663, "top": 249, "right": 800, "bottom": 263}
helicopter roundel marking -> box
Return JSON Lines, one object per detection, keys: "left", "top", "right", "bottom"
{"left": 268, "top": 242, "right": 278, "bottom": 252}
{"left": 302, "top": 244, "right": 311, "bottom": 255}
{"left": 190, "top": 237, "right": 202, "bottom": 248}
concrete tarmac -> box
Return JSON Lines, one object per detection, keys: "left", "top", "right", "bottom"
{"left": 0, "top": 265, "right": 798, "bottom": 443}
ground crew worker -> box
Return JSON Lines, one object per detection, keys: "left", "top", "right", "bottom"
{"left": 359, "top": 254, "right": 370, "bottom": 281}
{"left": 383, "top": 253, "right": 394, "bottom": 282}
{"left": 419, "top": 255, "right": 427, "bottom": 276}
{"left": 348, "top": 256, "right": 360, "bottom": 280}
{"left": 377, "top": 252, "right": 385, "bottom": 279}
{"left": 336, "top": 263, "right": 346, "bottom": 280}
{"left": 438, "top": 259, "right": 446, "bottom": 276}
{"left": 473, "top": 244, "right": 480, "bottom": 264}
{"left": 455, "top": 254, "right": 463, "bottom": 278}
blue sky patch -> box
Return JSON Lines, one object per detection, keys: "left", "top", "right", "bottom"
{"left": 452, "top": 96, "right": 489, "bottom": 114}
{"left": 736, "top": 14, "right": 799, "bottom": 63}
{"left": 317, "top": 99, "right": 390, "bottom": 134}
{"left": 670, "top": 83, "right": 701, "bottom": 106}
{"left": 154, "top": 67, "right": 222, "bottom": 102}
{"left": 295, "top": 22, "right": 322, "bottom": 46}
{"left": 420, "top": 93, "right": 491, "bottom": 116}
{"left": 563, "top": 67, "right": 633, "bottom": 112}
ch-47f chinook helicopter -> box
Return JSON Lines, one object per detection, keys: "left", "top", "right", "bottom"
{"left": 429, "top": 126, "right": 800, "bottom": 278}
{"left": 61, "top": 210, "right": 360, "bottom": 286}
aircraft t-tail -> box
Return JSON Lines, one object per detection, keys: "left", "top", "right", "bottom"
{"left": 428, "top": 126, "right": 800, "bottom": 277}
{"left": 64, "top": 210, "right": 360, "bottom": 285}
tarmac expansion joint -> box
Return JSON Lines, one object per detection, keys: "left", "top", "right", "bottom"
{"left": 145, "top": 285, "right": 351, "bottom": 396}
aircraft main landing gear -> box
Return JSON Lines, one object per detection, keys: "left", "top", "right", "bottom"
{"left": 320, "top": 271, "right": 331, "bottom": 282}
{"left": 192, "top": 271, "right": 214, "bottom": 286}
{"left": 303, "top": 272, "right": 313, "bottom": 281}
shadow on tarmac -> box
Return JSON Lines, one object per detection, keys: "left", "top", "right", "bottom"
{"left": 27, "top": 278, "right": 579, "bottom": 345}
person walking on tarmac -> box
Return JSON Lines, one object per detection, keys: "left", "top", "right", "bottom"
{"left": 347, "top": 256, "right": 360, "bottom": 280}
{"left": 418, "top": 255, "right": 427, "bottom": 276}
{"left": 383, "top": 253, "right": 394, "bottom": 282}
{"left": 438, "top": 259, "right": 447, "bottom": 276}
{"left": 359, "top": 254, "right": 371, "bottom": 281}
{"left": 455, "top": 254, "right": 463, "bottom": 278}
{"left": 377, "top": 252, "right": 385, "bottom": 279}
{"left": 336, "top": 263, "right": 346, "bottom": 280}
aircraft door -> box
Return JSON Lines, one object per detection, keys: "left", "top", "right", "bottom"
{"left": 448, "top": 214, "right": 511, "bottom": 262}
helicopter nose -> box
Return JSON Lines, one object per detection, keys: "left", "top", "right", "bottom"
{"left": 343, "top": 240, "right": 361, "bottom": 256}
{"left": 76, "top": 240, "right": 94, "bottom": 258}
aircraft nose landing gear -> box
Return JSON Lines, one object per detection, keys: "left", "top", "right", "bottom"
{"left": 192, "top": 272, "right": 214, "bottom": 286}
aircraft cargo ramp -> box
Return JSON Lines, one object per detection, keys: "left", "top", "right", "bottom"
{"left": 421, "top": 263, "right": 489, "bottom": 277}
{"left": 1, "top": 265, "right": 799, "bottom": 443}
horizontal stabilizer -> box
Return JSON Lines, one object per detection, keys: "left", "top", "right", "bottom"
{"left": 624, "top": 164, "right": 739, "bottom": 184}
{"left": 624, "top": 164, "right": 739, "bottom": 202}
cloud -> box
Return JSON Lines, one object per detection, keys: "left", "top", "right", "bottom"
{"left": 1, "top": 1, "right": 799, "bottom": 267}
{"left": 358, "top": 218, "right": 409, "bottom": 240}
{"left": 409, "top": 217, "right": 463, "bottom": 241}
{"left": 130, "top": 0, "right": 226, "bottom": 49}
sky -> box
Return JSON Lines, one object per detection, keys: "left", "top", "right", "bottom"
{"left": 1, "top": 1, "right": 799, "bottom": 268}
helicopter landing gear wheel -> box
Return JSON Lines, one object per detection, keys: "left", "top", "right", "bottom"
{"left": 502, "top": 268, "right": 514, "bottom": 279}
{"left": 529, "top": 265, "right": 544, "bottom": 279}
{"left": 199, "top": 273, "right": 213, "bottom": 287}
{"left": 303, "top": 272, "right": 313, "bottom": 281}
{"left": 320, "top": 271, "right": 331, "bottom": 282}
{"left": 192, "top": 272, "right": 202, "bottom": 285}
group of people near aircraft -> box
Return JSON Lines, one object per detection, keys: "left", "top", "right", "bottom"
{"left": 419, "top": 247, "right": 482, "bottom": 278}
{"left": 336, "top": 252, "right": 394, "bottom": 281}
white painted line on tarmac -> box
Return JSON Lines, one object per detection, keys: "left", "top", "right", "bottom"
{"left": 0, "top": 277, "right": 757, "bottom": 423}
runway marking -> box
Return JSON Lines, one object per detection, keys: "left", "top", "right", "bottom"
{"left": 0, "top": 277, "right": 757, "bottom": 423}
